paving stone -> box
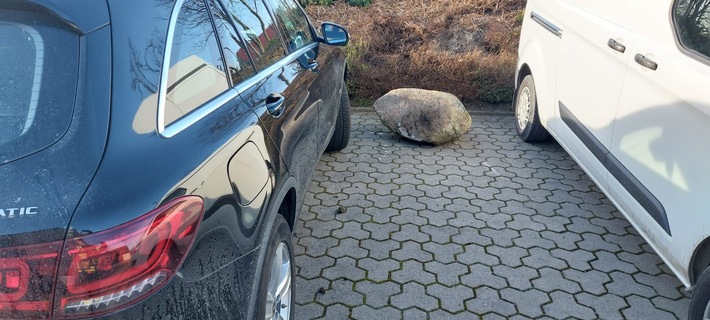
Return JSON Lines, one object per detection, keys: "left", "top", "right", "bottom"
{"left": 456, "top": 244, "right": 501, "bottom": 267}
{"left": 426, "top": 284, "right": 473, "bottom": 313}
{"left": 360, "top": 238, "right": 399, "bottom": 260}
{"left": 361, "top": 222, "right": 400, "bottom": 242}
{"left": 513, "top": 229, "right": 556, "bottom": 249}
{"left": 622, "top": 295, "right": 677, "bottom": 319}
{"left": 295, "top": 277, "right": 331, "bottom": 304}
{"left": 531, "top": 267, "right": 582, "bottom": 294}
{"left": 418, "top": 210, "right": 455, "bottom": 227}
{"left": 357, "top": 258, "right": 400, "bottom": 283}
{"left": 605, "top": 271, "right": 656, "bottom": 298}
{"left": 499, "top": 288, "right": 551, "bottom": 318}
{"left": 539, "top": 230, "right": 580, "bottom": 251}
{"left": 364, "top": 207, "right": 401, "bottom": 224}
{"left": 354, "top": 280, "right": 402, "bottom": 309}
{"left": 466, "top": 286, "right": 516, "bottom": 316}
{"left": 317, "top": 278, "right": 364, "bottom": 307}
{"left": 550, "top": 248, "right": 595, "bottom": 271}
{"left": 479, "top": 227, "right": 520, "bottom": 247}
{"left": 391, "top": 283, "right": 439, "bottom": 311}
{"left": 542, "top": 291, "right": 596, "bottom": 320}
{"left": 521, "top": 247, "right": 568, "bottom": 270}
{"left": 295, "top": 255, "right": 335, "bottom": 279}
{"left": 294, "top": 302, "right": 324, "bottom": 320}
{"left": 391, "top": 241, "right": 434, "bottom": 263}
{"left": 591, "top": 251, "right": 638, "bottom": 274}
{"left": 391, "top": 224, "right": 431, "bottom": 243}
{"left": 424, "top": 261, "right": 469, "bottom": 287}
{"left": 323, "top": 303, "right": 351, "bottom": 319}
{"left": 486, "top": 245, "right": 529, "bottom": 268}
{"left": 422, "top": 225, "right": 461, "bottom": 244}
{"left": 576, "top": 292, "right": 628, "bottom": 320}
{"left": 322, "top": 257, "right": 366, "bottom": 282}
{"left": 402, "top": 308, "right": 428, "bottom": 319}
{"left": 492, "top": 265, "right": 539, "bottom": 291}
{"left": 460, "top": 265, "right": 507, "bottom": 290}
{"left": 429, "top": 310, "right": 477, "bottom": 320}
{"left": 327, "top": 238, "right": 369, "bottom": 259}
{"left": 562, "top": 269, "right": 611, "bottom": 295}
{"left": 352, "top": 305, "right": 401, "bottom": 320}
{"left": 652, "top": 295, "right": 691, "bottom": 320}
{"left": 391, "top": 260, "right": 436, "bottom": 285}
{"left": 391, "top": 209, "right": 428, "bottom": 226}
{"left": 422, "top": 242, "right": 464, "bottom": 264}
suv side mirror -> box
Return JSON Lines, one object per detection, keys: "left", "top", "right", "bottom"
{"left": 320, "top": 22, "right": 349, "bottom": 46}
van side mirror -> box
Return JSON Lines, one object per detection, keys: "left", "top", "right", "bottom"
{"left": 320, "top": 22, "right": 349, "bottom": 46}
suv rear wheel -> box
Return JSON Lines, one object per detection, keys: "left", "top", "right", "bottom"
{"left": 257, "top": 215, "right": 294, "bottom": 320}
{"left": 325, "top": 80, "right": 351, "bottom": 152}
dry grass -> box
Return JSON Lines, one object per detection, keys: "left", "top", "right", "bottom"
{"left": 306, "top": 0, "right": 526, "bottom": 104}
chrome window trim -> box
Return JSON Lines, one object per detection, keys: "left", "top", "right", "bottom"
{"left": 157, "top": 3, "right": 319, "bottom": 140}
{"left": 157, "top": 0, "right": 186, "bottom": 136}
{"left": 530, "top": 11, "right": 563, "bottom": 38}
{"left": 1, "top": 23, "right": 45, "bottom": 135}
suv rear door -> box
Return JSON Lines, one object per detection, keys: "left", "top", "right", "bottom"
{"left": 221, "top": 0, "right": 321, "bottom": 198}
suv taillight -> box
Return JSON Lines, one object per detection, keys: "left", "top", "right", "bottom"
{"left": 0, "top": 196, "right": 204, "bottom": 319}
{"left": 0, "top": 241, "right": 63, "bottom": 320}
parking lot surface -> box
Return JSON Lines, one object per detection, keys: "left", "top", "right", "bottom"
{"left": 294, "top": 110, "right": 690, "bottom": 319}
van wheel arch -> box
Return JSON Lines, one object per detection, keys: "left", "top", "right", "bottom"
{"left": 690, "top": 237, "right": 710, "bottom": 285}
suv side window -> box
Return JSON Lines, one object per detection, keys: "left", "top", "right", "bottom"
{"left": 208, "top": 0, "right": 256, "bottom": 86}
{"left": 221, "top": 0, "right": 285, "bottom": 71}
{"left": 673, "top": 0, "right": 710, "bottom": 59}
{"left": 268, "top": 0, "right": 315, "bottom": 52}
{"left": 164, "top": 0, "right": 229, "bottom": 126}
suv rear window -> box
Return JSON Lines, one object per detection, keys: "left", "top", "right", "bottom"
{"left": 0, "top": 9, "right": 79, "bottom": 164}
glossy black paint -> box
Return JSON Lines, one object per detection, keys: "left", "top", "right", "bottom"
{"left": 0, "top": 0, "right": 347, "bottom": 318}
{"left": 0, "top": 0, "right": 110, "bottom": 245}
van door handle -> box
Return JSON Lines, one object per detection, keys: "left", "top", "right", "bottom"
{"left": 265, "top": 93, "right": 285, "bottom": 117}
{"left": 634, "top": 54, "right": 658, "bottom": 70}
{"left": 607, "top": 39, "right": 626, "bottom": 53}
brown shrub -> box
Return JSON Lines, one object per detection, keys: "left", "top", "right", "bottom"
{"left": 307, "top": 0, "right": 525, "bottom": 104}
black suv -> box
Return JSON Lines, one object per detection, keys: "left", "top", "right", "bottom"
{"left": 0, "top": 0, "right": 350, "bottom": 319}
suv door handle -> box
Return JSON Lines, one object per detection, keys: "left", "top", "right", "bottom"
{"left": 265, "top": 93, "right": 285, "bottom": 117}
{"left": 634, "top": 54, "right": 658, "bottom": 70}
{"left": 607, "top": 39, "right": 626, "bottom": 53}
{"left": 307, "top": 59, "right": 319, "bottom": 73}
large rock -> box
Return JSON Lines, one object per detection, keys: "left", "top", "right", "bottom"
{"left": 373, "top": 88, "right": 472, "bottom": 145}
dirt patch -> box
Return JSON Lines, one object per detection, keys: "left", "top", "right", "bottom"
{"left": 306, "top": 0, "right": 525, "bottom": 105}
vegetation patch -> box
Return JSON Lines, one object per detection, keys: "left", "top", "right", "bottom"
{"left": 305, "top": 0, "right": 525, "bottom": 104}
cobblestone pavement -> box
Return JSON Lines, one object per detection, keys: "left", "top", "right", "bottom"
{"left": 293, "top": 110, "right": 690, "bottom": 319}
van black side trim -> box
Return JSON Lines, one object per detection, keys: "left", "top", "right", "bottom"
{"left": 531, "top": 12, "right": 563, "bottom": 38}
{"left": 558, "top": 101, "right": 671, "bottom": 236}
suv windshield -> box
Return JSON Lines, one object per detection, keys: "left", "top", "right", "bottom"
{"left": 0, "top": 9, "right": 79, "bottom": 164}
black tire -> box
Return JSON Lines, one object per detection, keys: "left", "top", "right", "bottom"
{"left": 515, "top": 75, "right": 550, "bottom": 142}
{"left": 325, "top": 80, "right": 351, "bottom": 152}
{"left": 690, "top": 268, "right": 710, "bottom": 320}
{"left": 256, "top": 214, "right": 294, "bottom": 320}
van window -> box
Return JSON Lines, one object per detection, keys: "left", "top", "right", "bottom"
{"left": 164, "top": 0, "right": 229, "bottom": 126}
{"left": 269, "top": 0, "right": 315, "bottom": 52}
{"left": 674, "top": 0, "right": 710, "bottom": 59}
{"left": 0, "top": 10, "right": 78, "bottom": 164}
{"left": 221, "top": 0, "right": 286, "bottom": 71}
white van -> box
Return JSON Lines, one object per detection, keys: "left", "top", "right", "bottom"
{"left": 515, "top": 0, "right": 710, "bottom": 318}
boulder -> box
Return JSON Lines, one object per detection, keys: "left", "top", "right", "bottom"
{"left": 373, "top": 88, "right": 472, "bottom": 145}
